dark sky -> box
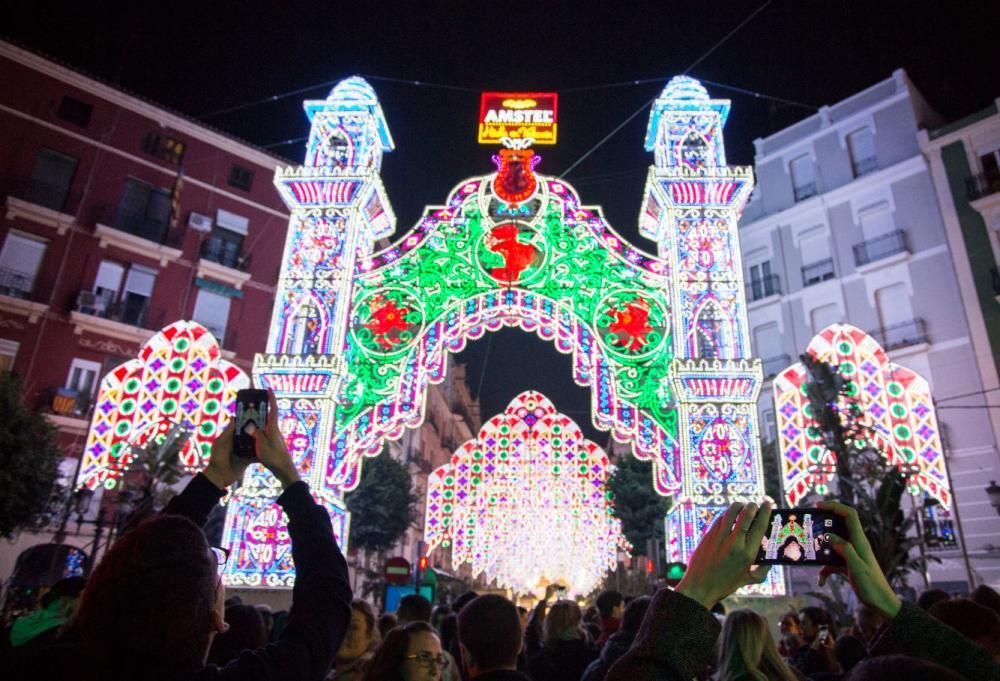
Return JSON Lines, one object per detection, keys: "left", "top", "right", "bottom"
{"left": 8, "top": 0, "right": 1000, "bottom": 443}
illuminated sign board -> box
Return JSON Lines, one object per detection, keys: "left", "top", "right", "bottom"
{"left": 478, "top": 92, "right": 558, "bottom": 145}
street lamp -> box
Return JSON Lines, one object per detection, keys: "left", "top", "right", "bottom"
{"left": 986, "top": 481, "right": 1000, "bottom": 516}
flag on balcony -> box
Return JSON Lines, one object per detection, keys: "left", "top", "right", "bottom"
{"left": 169, "top": 161, "right": 185, "bottom": 231}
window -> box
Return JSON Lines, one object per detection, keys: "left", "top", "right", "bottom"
{"left": 761, "top": 409, "right": 776, "bottom": 443}
{"left": 789, "top": 154, "right": 817, "bottom": 201}
{"left": 876, "top": 283, "right": 912, "bottom": 330}
{"left": 847, "top": 127, "right": 877, "bottom": 177}
{"left": 116, "top": 178, "right": 171, "bottom": 242}
{"left": 27, "top": 148, "right": 77, "bottom": 211}
{"left": 0, "top": 231, "right": 47, "bottom": 298}
{"left": 119, "top": 265, "right": 156, "bottom": 326}
{"left": 94, "top": 260, "right": 125, "bottom": 302}
{"left": 192, "top": 289, "right": 232, "bottom": 344}
{"left": 56, "top": 95, "right": 93, "bottom": 128}
{"left": 799, "top": 231, "right": 834, "bottom": 285}
{"left": 753, "top": 323, "right": 781, "bottom": 359}
{"left": 202, "top": 210, "right": 247, "bottom": 269}
{"left": 859, "top": 204, "right": 895, "bottom": 241}
{"left": 748, "top": 261, "right": 778, "bottom": 300}
{"left": 228, "top": 165, "right": 254, "bottom": 191}
{"left": 142, "top": 132, "right": 186, "bottom": 165}
{"left": 811, "top": 304, "right": 840, "bottom": 334}
{"left": 0, "top": 339, "right": 19, "bottom": 373}
{"left": 981, "top": 148, "right": 1000, "bottom": 181}
{"left": 66, "top": 358, "right": 102, "bottom": 398}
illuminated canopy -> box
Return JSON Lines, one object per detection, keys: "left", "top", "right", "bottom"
{"left": 424, "top": 391, "right": 630, "bottom": 595}
{"left": 773, "top": 323, "right": 950, "bottom": 507}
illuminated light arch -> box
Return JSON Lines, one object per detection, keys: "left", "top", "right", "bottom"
{"left": 76, "top": 321, "right": 249, "bottom": 491}
{"left": 773, "top": 323, "right": 950, "bottom": 508}
{"left": 225, "top": 75, "right": 779, "bottom": 593}
{"left": 424, "top": 391, "right": 631, "bottom": 595}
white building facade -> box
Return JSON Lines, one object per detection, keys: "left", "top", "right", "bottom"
{"left": 740, "top": 70, "right": 1000, "bottom": 590}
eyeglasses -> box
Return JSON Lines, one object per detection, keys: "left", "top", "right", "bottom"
{"left": 211, "top": 546, "right": 230, "bottom": 576}
{"left": 404, "top": 652, "right": 448, "bottom": 669}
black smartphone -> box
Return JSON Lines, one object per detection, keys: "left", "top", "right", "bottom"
{"left": 233, "top": 389, "right": 269, "bottom": 459}
{"left": 755, "top": 508, "right": 847, "bottom": 566}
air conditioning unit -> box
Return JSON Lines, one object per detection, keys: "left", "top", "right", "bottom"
{"left": 187, "top": 212, "right": 213, "bottom": 232}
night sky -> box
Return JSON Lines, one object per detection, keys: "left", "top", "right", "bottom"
{"left": 7, "top": 1, "right": 999, "bottom": 444}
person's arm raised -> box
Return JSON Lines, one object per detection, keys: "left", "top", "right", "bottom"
{"left": 818, "top": 500, "right": 999, "bottom": 681}
{"left": 606, "top": 502, "right": 772, "bottom": 681}
{"left": 162, "top": 425, "right": 245, "bottom": 525}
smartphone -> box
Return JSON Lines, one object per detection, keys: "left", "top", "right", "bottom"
{"left": 233, "top": 389, "right": 269, "bottom": 459}
{"left": 755, "top": 508, "right": 847, "bottom": 566}
{"left": 554, "top": 587, "right": 567, "bottom": 600}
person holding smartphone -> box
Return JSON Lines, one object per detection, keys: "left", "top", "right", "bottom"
{"left": 29, "top": 389, "right": 353, "bottom": 681}
{"left": 604, "top": 501, "right": 1000, "bottom": 681}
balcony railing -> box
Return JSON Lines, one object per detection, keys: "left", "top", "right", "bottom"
{"left": 8, "top": 177, "right": 75, "bottom": 213}
{"left": 966, "top": 172, "right": 1000, "bottom": 202}
{"left": 852, "top": 156, "right": 879, "bottom": 178}
{"left": 853, "top": 229, "right": 908, "bottom": 266}
{"left": 801, "top": 258, "right": 835, "bottom": 286}
{"left": 762, "top": 353, "right": 792, "bottom": 378}
{"left": 48, "top": 387, "right": 92, "bottom": 418}
{"left": 793, "top": 181, "right": 818, "bottom": 202}
{"left": 0, "top": 267, "right": 36, "bottom": 298}
{"left": 871, "top": 318, "right": 929, "bottom": 351}
{"left": 200, "top": 237, "right": 248, "bottom": 271}
{"left": 746, "top": 274, "right": 782, "bottom": 302}
{"left": 75, "top": 289, "right": 149, "bottom": 327}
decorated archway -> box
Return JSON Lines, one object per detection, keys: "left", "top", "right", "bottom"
{"left": 424, "top": 391, "right": 631, "bottom": 596}
{"left": 76, "top": 321, "right": 249, "bottom": 491}
{"left": 224, "top": 76, "right": 779, "bottom": 593}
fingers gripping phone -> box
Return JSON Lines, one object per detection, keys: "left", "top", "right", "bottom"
{"left": 233, "top": 389, "right": 269, "bottom": 459}
{"left": 755, "top": 508, "right": 847, "bottom": 566}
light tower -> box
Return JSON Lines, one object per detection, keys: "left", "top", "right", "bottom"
{"left": 639, "top": 77, "right": 780, "bottom": 593}
{"left": 221, "top": 77, "right": 395, "bottom": 587}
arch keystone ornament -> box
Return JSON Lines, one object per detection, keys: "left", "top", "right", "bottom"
{"left": 225, "top": 75, "right": 780, "bottom": 594}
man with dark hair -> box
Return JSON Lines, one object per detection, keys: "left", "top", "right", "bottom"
{"left": 582, "top": 596, "right": 652, "bottom": 681}
{"left": 396, "top": 594, "right": 433, "bottom": 625}
{"left": 1, "top": 576, "right": 86, "bottom": 670}
{"left": 458, "top": 594, "right": 530, "bottom": 680}
{"left": 917, "top": 588, "right": 951, "bottom": 611}
{"left": 594, "top": 590, "right": 625, "bottom": 647}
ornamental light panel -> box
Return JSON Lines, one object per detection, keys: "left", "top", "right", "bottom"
{"left": 77, "top": 321, "right": 249, "bottom": 491}
{"left": 773, "top": 324, "right": 950, "bottom": 508}
{"left": 424, "top": 391, "right": 630, "bottom": 595}
{"left": 222, "top": 75, "right": 781, "bottom": 594}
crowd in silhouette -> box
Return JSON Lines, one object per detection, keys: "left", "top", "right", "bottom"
{"left": 1, "top": 390, "right": 999, "bottom": 680}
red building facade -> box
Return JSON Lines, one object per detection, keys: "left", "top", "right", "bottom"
{"left": 0, "top": 40, "right": 289, "bottom": 476}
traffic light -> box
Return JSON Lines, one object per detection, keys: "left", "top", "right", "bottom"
{"left": 665, "top": 561, "right": 686, "bottom": 586}
{"left": 418, "top": 555, "right": 429, "bottom": 572}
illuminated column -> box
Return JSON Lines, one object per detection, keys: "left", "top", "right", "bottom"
{"left": 639, "top": 77, "right": 780, "bottom": 593}
{"left": 222, "top": 78, "right": 395, "bottom": 586}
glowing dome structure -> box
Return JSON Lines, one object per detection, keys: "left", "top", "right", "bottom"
{"left": 424, "top": 391, "right": 631, "bottom": 595}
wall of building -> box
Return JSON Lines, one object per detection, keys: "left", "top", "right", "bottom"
{"left": 742, "top": 71, "right": 1000, "bottom": 589}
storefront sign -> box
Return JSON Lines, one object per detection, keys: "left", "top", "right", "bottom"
{"left": 478, "top": 92, "right": 558, "bottom": 145}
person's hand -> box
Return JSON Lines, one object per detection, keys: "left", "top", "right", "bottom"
{"left": 817, "top": 500, "right": 901, "bottom": 619}
{"left": 544, "top": 584, "right": 559, "bottom": 602}
{"left": 253, "top": 390, "right": 302, "bottom": 490}
{"left": 675, "top": 501, "right": 772, "bottom": 610}
{"left": 202, "top": 424, "right": 251, "bottom": 490}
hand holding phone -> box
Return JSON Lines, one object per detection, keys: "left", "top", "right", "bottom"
{"left": 755, "top": 508, "right": 847, "bottom": 566}
{"left": 234, "top": 389, "right": 269, "bottom": 459}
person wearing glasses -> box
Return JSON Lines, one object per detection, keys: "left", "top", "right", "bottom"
{"left": 27, "top": 390, "right": 353, "bottom": 681}
{"left": 362, "top": 621, "right": 448, "bottom": 681}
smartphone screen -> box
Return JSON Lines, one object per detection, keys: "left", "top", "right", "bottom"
{"left": 755, "top": 508, "right": 847, "bottom": 566}
{"left": 233, "top": 389, "right": 269, "bottom": 459}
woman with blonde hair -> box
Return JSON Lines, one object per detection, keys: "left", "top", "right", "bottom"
{"left": 717, "top": 609, "right": 802, "bottom": 681}
{"left": 529, "top": 599, "right": 598, "bottom": 681}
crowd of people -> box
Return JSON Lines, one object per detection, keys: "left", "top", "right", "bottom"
{"left": 1, "top": 390, "right": 999, "bottom": 680}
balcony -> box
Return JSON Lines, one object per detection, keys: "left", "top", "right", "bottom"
{"left": 94, "top": 206, "right": 182, "bottom": 266}
{"left": 196, "top": 238, "right": 252, "bottom": 289}
{"left": 762, "top": 353, "right": 791, "bottom": 379}
{"left": 793, "top": 182, "right": 818, "bottom": 203}
{"left": 746, "top": 274, "right": 782, "bottom": 302}
{"left": 966, "top": 172, "right": 1000, "bottom": 202}
{"left": 871, "top": 319, "right": 929, "bottom": 352}
{"left": 853, "top": 230, "right": 909, "bottom": 267}
{"left": 801, "top": 258, "right": 835, "bottom": 287}
{"left": 3, "top": 178, "right": 78, "bottom": 233}
{"left": 0, "top": 268, "right": 49, "bottom": 322}
{"left": 70, "top": 289, "right": 160, "bottom": 345}
{"left": 851, "top": 156, "right": 879, "bottom": 178}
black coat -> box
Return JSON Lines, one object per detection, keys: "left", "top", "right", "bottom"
{"left": 24, "top": 474, "right": 353, "bottom": 681}
{"left": 528, "top": 638, "right": 598, "bottom": 681}
{"left": 580, "top": 629, "right": 636, "bottom": 681}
